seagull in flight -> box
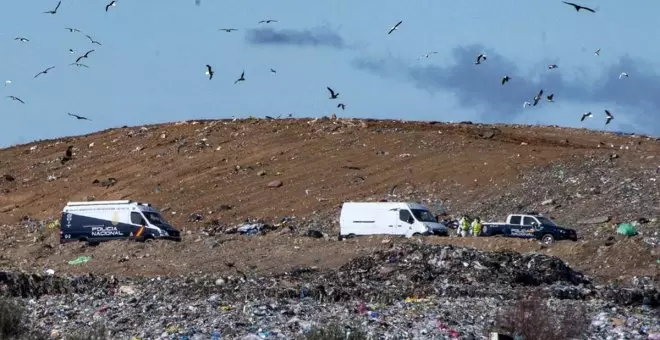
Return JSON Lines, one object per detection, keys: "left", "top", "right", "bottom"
{"left": 474, "top": 53, "right": 487, "bottom": 65}
{"left": 619, "top": 72, "right": 629, "bottom": 79}
{"left": 605, "top": 110, "right": 614, "bottom": 125}
{"left": 69, "top": 62, "right": 89, "bottom": 68}
{"left": 523, "top": 101, "right": 532, "bottom": 108}
{"left": 85, "top": 35, "right": 102, "bottom": 46}
{"left": 501, "top": 75, "right": 511, "bottom": 85}
{"left": 270, "top": 68, "right": 277, "bottom": 74}
{"left": 594, "top": 48, "right": 601, "bottom": 56}
{"left": 66, "top": 27, "right": 81, "bottom": 33}
{"left": 533, "top": 89, "right": 544, "bottom": 106}
{"left": 44, "top": 1, "right": 61, "bottom": 14}
{"left": 14, "top": 37, "right": 29, "bottom": 42}
{"left": 205, "top": 65, "right": 214, "bottom": 80}
{"left": 4, "top": 80, "right": 11, "bottom": 87}
{"left": 337, "top": 103, "right": 346, "bottom": 110}
{"left": 234, "top": 70, "right": 245, "bottom": 84}
{"left": 327, "top": 87, "right": 339, "bottom": 99}
{"left": 419, "top": 51, "right": 438, "bottom": 59}
{"left": 546, "top": 94, "right": 555, "bottom": 102}
{"left": 580, "top": 112, "right": 593, "bottom": 122}
{"left": 7, "top": 96, "right": 24, "bottom": 104}
{"left": 548, "top": 64, "right": 558, "bottom": 70}
{"left": 388, "top": 21, "right": 403, "bottom": 34}
{"left": 105, "top": 1, "right": 117, "bottom": 12}
{"left": 75, "top": 49, "right": 94, "bottom": 63}
{"left": 562, "top": 1, "right": 596, "bottom": 13}
{"left": 218, "top": 28, "right": 238, "bottom": 32}
{"left": 34, "top": 66, "right": 55, "bottom": 78}
{"left": 258, "top": 19, "right": 278, "bottom": 24}
{"left": 67, "top": 113, "right": 91, "bottom": 121}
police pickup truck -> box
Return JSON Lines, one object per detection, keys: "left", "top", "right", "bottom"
{"left": 481, "top": 213, "right": 578, "bottom": 244}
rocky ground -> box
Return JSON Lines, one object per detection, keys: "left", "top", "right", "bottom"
{"left": 0, "top": 118, "right": 659, "bottom": 339}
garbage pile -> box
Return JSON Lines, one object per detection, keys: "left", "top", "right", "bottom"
{"left": 2, "top": 243, "right": 659, "bottom": 338}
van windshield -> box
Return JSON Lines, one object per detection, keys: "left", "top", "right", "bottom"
{"left": 410, "top": 209, "right": 437, "bottom": 223}
{"left": 143, "top": 212, "right": 169, "bottom": 226}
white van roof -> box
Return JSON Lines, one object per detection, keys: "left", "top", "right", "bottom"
{"left": 65, "top": 200, "right": 152, "bottom": 207}
{"left": 342, "top": 201, "right": 430, "bottom": 210}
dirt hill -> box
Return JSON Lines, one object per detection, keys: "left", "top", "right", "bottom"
{"left": 0, "top": 117, "right": 658, "bottom": 284}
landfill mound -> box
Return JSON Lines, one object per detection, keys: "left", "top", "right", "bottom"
{"left": 2, "top": 244, "right": 657, "bottom": 307}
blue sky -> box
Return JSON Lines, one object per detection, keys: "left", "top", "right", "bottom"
{"left": 1, "top": 0, "right": 659, "bottom": 147}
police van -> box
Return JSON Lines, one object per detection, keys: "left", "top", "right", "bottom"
{"left": 59, "top": 200, "right": 182, "bottom": 245}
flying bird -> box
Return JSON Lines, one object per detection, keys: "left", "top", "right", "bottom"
{"left": 205, "top": 65, "right": 214, "bottom": 80}
{"left": 388, "top": 21, "right": 403, "bottom": 34}
{"left": 75, "top": 49, "right": 95, "bottom": 63}
{"left": 85, "top": 35, "right": 102, "bottom": 45}
{"left": 4, "top": 80, "right": 11, "bottom": 87}
{"left": 562, "top": 1, "right": 596, "bottom": 13}
{"left": 474, "top": 53, "right": 487, "bottom": 65}
{"left": 594, "top": 48, "right": 601, "bottom": 56}
{"left": 218, "top": 28, "right": 238, "bottom": 32}
{"left": 580, "top": 112, "right": 593, "bottom": 122}
{"left": 619, "top": 72, "right": 629, "bottom": 79}
{"left": 44, "top": 1, "right": 61, "bottom": 14}
{"left": 67, "top": 113, "right": 91, "bottom": 121}
{"left": 34, "top": 66, "right": 55, "bottom": 78}
{"left": 14, "top": 37, "right": 29, "bottom": 42}
{"left": 65, "top": 27, "right": 81, "bottom": 33}
{"left": 105, "top": 1, "right": 117, "bottom": 12}
{"left": 7, "top": 96, "right": 24, "bottom": 104}
{"left": 533, "top": 89, "right": 544, "bottom": 106}
{"left": 234, "top": 71, "right": 245, "bottom": 84}
{"left": 548, "top": 64, "right": 558, "bottom": 69}
{"left": 501, "top": 75, "right": 510, "bottom": 85}
{"left": 523, "top": 101, "right": 532, "bottom": 108}
{"left": 327, "top": 87, "right": 339, "bottom": 99}
{"left": 69, "top": 62, "right": 89, "bottom": 68}
{"left": 258, "top": 19, "right": 278, "bottom": 24}
{"left": 337, "top": 103, "right": 346, "bottom": 110}
{"left": 68, "top": 49, "right": 75, "bottom": 54}
{"left": 270, "top": 68, "right": 276, "bottom": 74}
{"left": 546, "top": 94, "right": 554, "bottom": 102}
{"left": 605, "top": 110, "right": 614, "bottom": 125}
{"left": 419, "top": 51, "right": 438, "bottom": 59}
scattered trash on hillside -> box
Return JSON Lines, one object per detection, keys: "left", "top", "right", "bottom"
{"left": 67, "top": 256, "right": 92, "bottom": 265}
{"left": 616, "top": 223, "right": 638, "bottom": 237}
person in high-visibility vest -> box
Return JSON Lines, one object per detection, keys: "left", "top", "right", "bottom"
{"left": 459, "top": 216, "right": 470, "bottom": 237}
{"left": 471, "top": 218, "right": 482, "bottom": 237}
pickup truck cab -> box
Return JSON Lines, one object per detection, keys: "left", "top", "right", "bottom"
{"left": 481, "top": 213, "right": 577, "bottom": 244}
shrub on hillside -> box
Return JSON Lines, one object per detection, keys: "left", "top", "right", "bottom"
{"left": 491, "top": 297, "right": 589, "bottom": 340}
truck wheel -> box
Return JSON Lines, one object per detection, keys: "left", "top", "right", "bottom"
{"left": 541, "top": 234, "right": 555, "bottom": 245}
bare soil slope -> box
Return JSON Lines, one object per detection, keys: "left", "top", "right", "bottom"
{"left": 0, "top": 118, "right": 658, "bottom": 284}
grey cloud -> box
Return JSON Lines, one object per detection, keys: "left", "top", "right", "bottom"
{"left": 245, "top": 27, "right": 346, "bottom": 48}
{"left": 353, "top": 45, "right": 660, "bottom": 135}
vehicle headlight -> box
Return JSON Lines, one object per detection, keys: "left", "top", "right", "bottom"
{"left": 160, "top": 230, "right": 169, "bottom": 236}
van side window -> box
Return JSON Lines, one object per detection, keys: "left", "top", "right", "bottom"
{"left": 522, "top": 217, "right": 536, "bottom": 226}
{"left": 399, "top": 210, "right": 413, "bottom": 224}
{"left": 131, "top": 212, "right": 144, "bottom": 225}
{"left": 509, "top": 216, "right": 522, "bottom": 225}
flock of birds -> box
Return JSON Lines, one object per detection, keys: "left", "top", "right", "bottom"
{"left": 3, "top": 1, "right": 632, "bottom": 127}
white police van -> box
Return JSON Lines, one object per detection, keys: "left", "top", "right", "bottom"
{"left": 59, "top": 200, "right": 182, "bottom": 245}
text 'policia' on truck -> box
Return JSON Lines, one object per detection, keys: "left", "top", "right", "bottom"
{"left": 59, "top": 200, "right": 182, "bottom": 245}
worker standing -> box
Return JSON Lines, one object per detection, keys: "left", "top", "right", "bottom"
{"left": 471, "top": 217, "right": 482, "bottom": 237}
{"left": 459, "top": 216, "right": 470, "bottom": 237}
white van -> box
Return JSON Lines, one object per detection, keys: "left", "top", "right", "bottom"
{"left": 339, "top": 202, "right": 448, "bottom": 238}
{"left": 59, "top": 200, "right": 181, "bottom": 245}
